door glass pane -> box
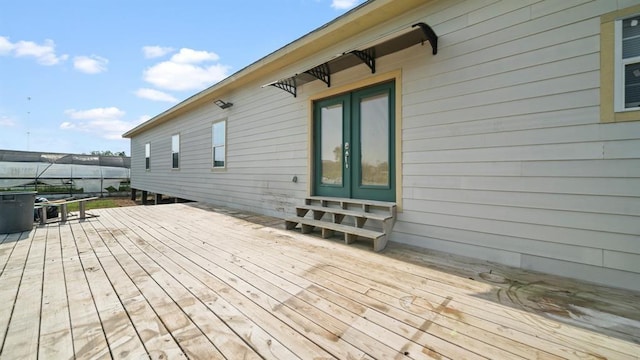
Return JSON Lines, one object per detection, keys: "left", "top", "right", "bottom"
{"left": 320, "top": 104, "right": 342, "bottom": 185}
{"left": 360, "top": 93, "right": 389, "bottom": 186}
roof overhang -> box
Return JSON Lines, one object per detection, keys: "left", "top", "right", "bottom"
{"left": 263, "top": 22, "right": 437, "bottom": 97}
{"left": 122, "top": 0, "right": 432, "bottom": 138}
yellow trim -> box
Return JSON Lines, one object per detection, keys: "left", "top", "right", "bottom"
{"left": 307, "top": 70, "right": 403, "bottom": 210}
{"left": 601, "top": 4, "right": 640, "bottom": 123}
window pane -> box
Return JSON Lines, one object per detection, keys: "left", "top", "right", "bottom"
{"left": 145, "top": 143, "right": 150, "bottom": 169}
{"left": 320, "top": 104, "right": 343, "bottom": 185}
{"left": 623, "top": 37, "right": 640, "bottom": 59}
{"left": 171, "top": 135, "right": 179, "bottom": 168}
{"left": 625, "top": 62, "right": 640, "bottom": 108}
{"left": 212, "top": 121, "right": 226, "bottom": 167}
{"left": 213, "top": 121, "right": 225, "bottom": 146}
{"left": 623, "top": 16, "right": 640, "bottom": 39}
{"left": 213, "top": 146, "right": 225, "bottom": 167}
{"left": 172, "top": 135, "right": 179, "bottom": 152}
{"left": 172, "top": 153, "right": 179, "bottom": 168}
{"left": 360, "top": 93, "right": 389, "bottom": 186}
{"left": 623, "top": 16, "right": 640, "bottom": 58}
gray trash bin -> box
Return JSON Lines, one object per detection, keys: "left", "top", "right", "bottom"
{"left": 0, "top": 191, "right": 36, "bottom": 234}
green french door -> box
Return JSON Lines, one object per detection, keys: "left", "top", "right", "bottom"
{"left": 313, "top": 81, "right": 395, "bottom": 202}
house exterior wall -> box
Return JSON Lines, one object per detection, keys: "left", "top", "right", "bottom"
{"left": 129, "top": 0, "right": 640, "bottom": 291}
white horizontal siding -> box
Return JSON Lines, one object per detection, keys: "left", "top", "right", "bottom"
{"left": 131, "top": 82, "right": 309, "bottom": 217}
{"left": 521, "top": 255, "right": 640, "bottom": 292}
{"left": 396, "top": 208, "right": 638, "bottom": 255}
{"left": 129, "top": 0, "right": 640, "bottom": 290}
{"left": 404, "top": 175, "right": 640, "bottom": 197}
{"left": 395, "top": 0, "right": 640, "bottom": 291}
{"left": 405, "top": 187, "right": 640, "bottom": 216}
{"left": 391, "top": 221, "right": 604, "bottom": 267}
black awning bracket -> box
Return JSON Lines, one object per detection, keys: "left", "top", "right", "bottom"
{"left": 412, "top": 22, "right": 438, "bottom": 55}
{"left": 269, "top": 77, "right": 297, "bottom": 97}
{"left": 350, "top": 48, "right": 376, "bottom": 74}
{"left": 305, "top": 63, "right": 331, "bottom": 87}
{"left": 263, "top": 22, "right": 437, "bottom": 97}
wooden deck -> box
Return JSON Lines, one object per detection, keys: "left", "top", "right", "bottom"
{"left": 0, "top": 202, "right": 638, "bottom": 359}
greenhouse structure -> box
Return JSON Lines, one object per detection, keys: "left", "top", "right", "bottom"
{"left": 0, "top": 150, "right": 130, "bottom": 196}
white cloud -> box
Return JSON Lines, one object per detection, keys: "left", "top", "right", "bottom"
{"left": 0, "top": 36, "right": 68, "bottom": 65}
{"left": 0, "top": 115, "right": 16, "bottom": 127}
{"left": 73, "top": 55, "right": 108, "bottom": 74}
{"left": 135, "top": 88, "right": 178, "bottom": 103}
{"left": 170, "top": 48, "right": 219, "bottom": 64}
{"left": 65, "top": 107, "right": 125, "bottom": 120}
{"left": 142, "top": 45, "right": 174, "bottom": 59}
{"left": 0, "top": 36, "right": 13, "bottom": 54}
{"left": 61, "top": 107, "right": 141, "bottom": 140}
{"left": 331, "top": 0, "right": 360, "bottom": 10}
{"left": 143, "top": 47, "right": 230, "bottom": 91}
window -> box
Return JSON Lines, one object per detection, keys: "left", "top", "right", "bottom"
{"left": 212, "top": 120, "right": 226, "bottom": 168}
{"left": 601, "top": 4, "right": 640, "bottom": 122}
{"left": 171, "top": 134, "right": 180, "bottom": 169}
{"left": 145, "top": 143, "right": 150, "bottom": 170}
{"left": 616, "top": 14, "right": 640, "bottom": 110}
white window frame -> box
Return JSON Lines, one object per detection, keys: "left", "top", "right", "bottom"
{"left": 145, "top": 143, "right": 151, "bottom": 170}
{"left": 171, "top": 134, "right": 180, "bottom": 169}
{"left": 615, "top": 14, "right": 640, "bottom": 112}
{"left": 212, "top": 120, "right": 226, "bottom": 169}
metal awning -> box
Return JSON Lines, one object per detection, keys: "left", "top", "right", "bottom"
{"left": 264, "top": 22, "right": 437, "bottom": 97}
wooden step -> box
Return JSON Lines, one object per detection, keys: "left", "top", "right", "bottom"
{"left": 285, "top": 217, "right": 388, "bottom": 252}
{"left": 296, "top": 204, "right": 392, "bottom": 222}
{"left": 306, "top": 196, "right": 396, "bottom": 215}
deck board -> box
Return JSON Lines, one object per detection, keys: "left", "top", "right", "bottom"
{"left": 2, "top": 225, "right": 48, "bottom": 360}
{"left": 0, "top": 202, "right": 638, "bottom": 359}
{"left": 60, "top": 222, "right": 111, "bottom": 360}
{"left": 39, "top": 226, "right": 74, "bottom": 359}
{"left": 71, "top": 220, "right": 148, "bottom": 359}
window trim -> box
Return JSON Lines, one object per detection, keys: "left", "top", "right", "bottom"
{"left": 145, "top": 142, "right": 151, "bottom": 171}
{"left": 601, "top": 4, "right": 640, "bottom": 122}
{"left": 171, "top": 133, "right": 180, "bottom": 170}
{"left": 212, "top": 119, "right": 226, "bottom": 169}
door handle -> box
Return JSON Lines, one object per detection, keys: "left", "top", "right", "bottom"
{"left": 345, "top": 150, "right": 350, "bottom": 169}
{"left": 344, "top": 142, "right": 350, "bottom": 169}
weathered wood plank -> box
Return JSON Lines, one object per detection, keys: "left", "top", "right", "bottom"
{"left": 72, "top": 220, "right": 148, "bottom": 359}
{"left": 2, "top": 203, "right": 640, "bottom": 359}
{"left": 0, "top": 230, "right": 36, "bottom": 354}
{"left": 94, "top": 211, "right": 259, "bottom": 360}
{"left": 60, "top": 222, "right": 111, "bottom": 360}
{"left": 160, "top": 205, "right": 558, "bottom": 359}
{"left": 1, "top": 226, "right": 47, "bottom": 359}
{"left": 106, "top": 206, "right": 358, "bottom": 359}
{"left": 155, "top": 204, "right": 639, "bottom": 359}
{"left": 38, "top": 226, "right": 74, "bottom": 359}
{"left": 81, "top": 220, "right": 186, "bottom": 360}
{"left": 146, "top": 205, "right": 484, "bottom": 359}
{"left": 0, "top": 231, "right": 22, "bottom": 276}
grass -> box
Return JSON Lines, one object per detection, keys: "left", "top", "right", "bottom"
{"left": 66, "top": 198, "right": 121, "bottom": 212}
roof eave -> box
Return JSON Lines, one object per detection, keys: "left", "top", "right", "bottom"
{"left": 123, "top": 0, "right": 427, "bottom": 138}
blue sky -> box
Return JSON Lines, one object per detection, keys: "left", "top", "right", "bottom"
{"left": 0, "top": 0, "right": 364, "bottom": 155}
